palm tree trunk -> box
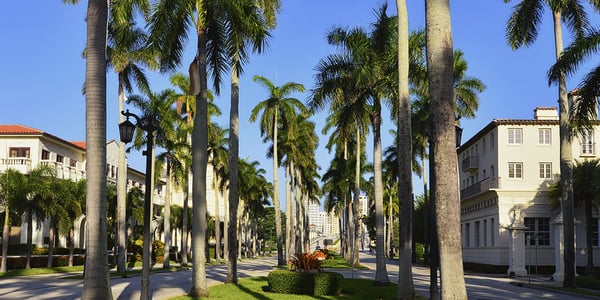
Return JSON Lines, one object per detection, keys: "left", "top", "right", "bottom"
{"left": 373, "top": 107, "right": 389, "bottom": 284}
{"left": 224, "top": 189, "right": 229, "bottom": 260}
{"left": 163, "top": 164, "right": 172, "bottom": 269}
{"left": 47, "top": 218, "right": 54, "bottom": 268}
{"left": 26, "top": 212, "right": 32, "bottom": 269}
{"left": 352, "top": 126, "right": 361, "bottom": 267}
{"left": 190, "top": 30, "right": 209, "bottom": 297}
{"left": 426, "top": 0, "right": 466, "bottom": 297}
{"left": 69, "top": 228, "right": 75, "bottom": 267}
{"left": 81, "top": 1, "right": 111, "bottom": 298}
{"left": 552, "top": 10, "right": 576, "bottom": 288}
{"left": 117, "top": 72, "right": 128, "bottom": 275}
{"left": 286, "top": 164, "right": 293, "bottom": 260}
{"left": 214, "top": 173, "right": 221, "bottom": 260}
{"left": 227, "top": 68, "right": 240, "bottom": 283}
{"left": 396, "top": 0, "right": 415, "bottom": 297}
{"left": 1, "top": 205, "right": 9, "bottom": 273}
{"left": 272, "top": 108, "right": 285, "bottom": 266}
{"left": 181, "top": 170, "right": 190, "bottom": 265}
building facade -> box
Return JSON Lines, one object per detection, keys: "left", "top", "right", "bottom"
{"left": 459, "top": 106, "right": 600, "bottom": 279}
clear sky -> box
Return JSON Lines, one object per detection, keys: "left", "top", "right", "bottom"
{"left": 1, "top": 1, "right": 599, "bottom": 203}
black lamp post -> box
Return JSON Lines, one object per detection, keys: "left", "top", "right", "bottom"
{"left": 119, "top": 109, "right": 155, "bottom": 300}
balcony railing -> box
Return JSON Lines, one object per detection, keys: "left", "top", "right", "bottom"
{"left": 0, "top": 158, "right": 32, "bottom": 173}
{"left": 460, "top": 177, "right": 500, "bottom": 200}
{"left": 461, "top": 156, "right": 479, "bottom": 172}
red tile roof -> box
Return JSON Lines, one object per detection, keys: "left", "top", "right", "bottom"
{"left": 0, "top": 124, "right": 44, "bottom": 134}
{"left": 0, "top": 124, "right": 86, "bottom": 151}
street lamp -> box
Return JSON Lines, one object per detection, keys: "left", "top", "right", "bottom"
{"left": 119, "top": 109, "right": 155, "bottom": 300}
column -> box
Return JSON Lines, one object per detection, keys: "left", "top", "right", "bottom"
{"left": 508, "top": 224, "right": 528, "bottom": 277}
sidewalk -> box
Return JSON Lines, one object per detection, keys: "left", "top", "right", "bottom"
{"left": 0, "top": 251, "right": 596, "bottom": 299}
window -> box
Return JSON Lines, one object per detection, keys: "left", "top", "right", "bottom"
{"left": 56, "top": 154, "right": 64, "bottom": 163}
{"left": 490, "top": 165, "right": 495, "bottom": 180}
{"left": 9, "top": 147, "right": 30, "bottom": 158}
{"left": 483, "top": 138, "right": 486, "bottom": 154}
{"left": 539, "top": 162, "right": 552, "bottom": 179}
{"left": 582, "top": 130, "right": 595, "bottom": 155}
{"left": 508, "top": 128, "right": 522, "bottom": 145}
{"left": 483, "top": 220, "right": 488, "bottom": 247}
{"left": 508, "top": 162, "right": 523, "bottom": 179}
{"left": 490, "top": 133, "right": 495, "bottom": 149}
{"left": 475, "top": 221, "right": 481, "bottom": 247}
{"left": 41, "top": 150, "right": 50, "bottom": 160}
{"left": 539, "top": 128, "right": 551, "bottom": 145}
{"left": 524, "top": 217, "right": 550, "bottom": 246}
{"left": 465, "top": 223, "right": 470, "bottom": 247}
{"left": 490, "top": 218, "right": 495, "bottom": 247}
{"left": 69, "top": 158, "right": 77, "bottom": 168}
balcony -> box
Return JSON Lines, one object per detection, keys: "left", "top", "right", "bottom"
{"left": 460, "top": 177, "right": 500, "bottom": 200}
{"left": 462, "top": 156, "right": 479, "bottom": 172}
{"left": 1, "top": 158, "right": 32, "bottom": 174}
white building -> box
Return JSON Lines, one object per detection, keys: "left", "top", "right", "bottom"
{"left": 459, "top": 105, "right": 600, "bottom": 279}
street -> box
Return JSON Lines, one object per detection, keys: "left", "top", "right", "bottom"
{"left": 0, "top": 251, "right": 594, "bottom": 299}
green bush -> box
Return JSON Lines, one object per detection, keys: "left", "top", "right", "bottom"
{"left": 32, "top": 247, "right": 48, "bottom": 255}
{"left": 267, "top": 270, "right": 343, "bottom": 296}
{"left": 7, "top": 244, "right": 32, "bottom": 255}
{"left": 267, "top": 270, "right": 314, "bottom": 295}
{"left": 313, "top": 272, "right": 343, "bottom": 296}
{"left": 152, "top": 240, "right": 165, "bottom": 263}
{"left": 414, "top": 243, "right": 424, "bottom": 262}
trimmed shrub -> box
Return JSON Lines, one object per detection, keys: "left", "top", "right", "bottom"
{"left": 267, "top": 270, "right": 343, "bottom": 296}
{"left": 152, "top": 240, "right": 165, "bottom": 263}
{"left": 267, "top": 270, "right": 313, "bottom": 295}
{"left": 313, "top": 272, "right": 343, "bottom": 296}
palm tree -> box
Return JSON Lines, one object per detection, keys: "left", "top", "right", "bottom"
{"left": 249, "top": 75, "right": 306, "bottom": 266}
{"left": 62, "top": 0, "right": 112, "bottom": 296}
{"left": 548, "top": 159, "right": 600, "bottom": 275}
{"left": 504, "top": 0, "right": 598, "bottom": 287}
{"left": 0, "top": 169, "right": 27, "bottom": 273}
{"left": 223, "top": 0, "right": 278, "bottom": 283}
{"left": 106, "top": 1, "right": 155, "bottom": 274}
{"left": 148, "top": 1, "right": 235, "bottom": 295}
{"left": 323, "top": 4, "right": 397, "bottom": 284}
{"left": 208, "top": 123, "right": 228, "bottom": 261}
{"left": 170, "top": 72, "right": 195, "bottom": 266}
{"left": 548, "top": 28, "right": 600, "bottom": 132}
{"left": 394, "top": 0, "right": 415, "bottom": 296}
{"left": 426, "top": 0, "right": 467, "bottom": 297}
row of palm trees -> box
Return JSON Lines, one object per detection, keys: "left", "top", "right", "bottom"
{"left": 73, "top": 0, "right": 449, "bottom": 298}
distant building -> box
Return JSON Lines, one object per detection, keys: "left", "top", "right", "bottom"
{"left": 459, "top": 104, "right": 600, "bottom": 280}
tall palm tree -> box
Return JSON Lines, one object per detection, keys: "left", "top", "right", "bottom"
{"left": 504, "top": 0, "right": 597, "bottom": 287}
{"left": 148, "top": 1, "right": 234, "bottom": 295}
{"left": 323, "top": 4, "right": 397, "bottom": 284}
{"left": 249, "top": 75, "right": 306, "bottom": 266}
{"left": 223, "top": 0, "right": 278, "bottom": 283}
{"left": 63, "top": 0, "right": 112, "bottom": 296}
{"left": 394, "top": 0, "right": 415, "bottom": 297}
{"left": 106, "top": 1, "right": 155, "bottom": 274}
{"left": 0, "top": 169, "right": 26, "bottom": 273}
{"left": 426, "top": 0, "right": 467, "bottom": 297}
{"left": 208, "top": 123, "right": 228, "bottom": 261}
{"left": 170, "top": 72, "right": 195, "bottom": 266}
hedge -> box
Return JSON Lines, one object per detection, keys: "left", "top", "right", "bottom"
{"left": 267, "top": 270, "right": 343, "bottom": 296}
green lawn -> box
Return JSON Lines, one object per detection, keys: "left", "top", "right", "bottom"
{"left": 169, "top": 276, "right": 409, "bottom": 300}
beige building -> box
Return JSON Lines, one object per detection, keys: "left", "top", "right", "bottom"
{"left": 459, "top": 105, "right": 599, "bottom": 280}
{"left": 0, "top": 124, "right": 170, "bottom": 249}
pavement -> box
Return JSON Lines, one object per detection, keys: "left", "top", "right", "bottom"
{"left": 0, "top": 251, "right": 598, "bottom": 299}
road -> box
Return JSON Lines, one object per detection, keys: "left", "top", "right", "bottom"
{"left": 0, "top": 251, "right": 594, "bottom": 299}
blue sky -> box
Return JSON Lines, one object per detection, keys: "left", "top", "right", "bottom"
{"left": 1, "top": 1, "right": 599, "bottom": 202}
